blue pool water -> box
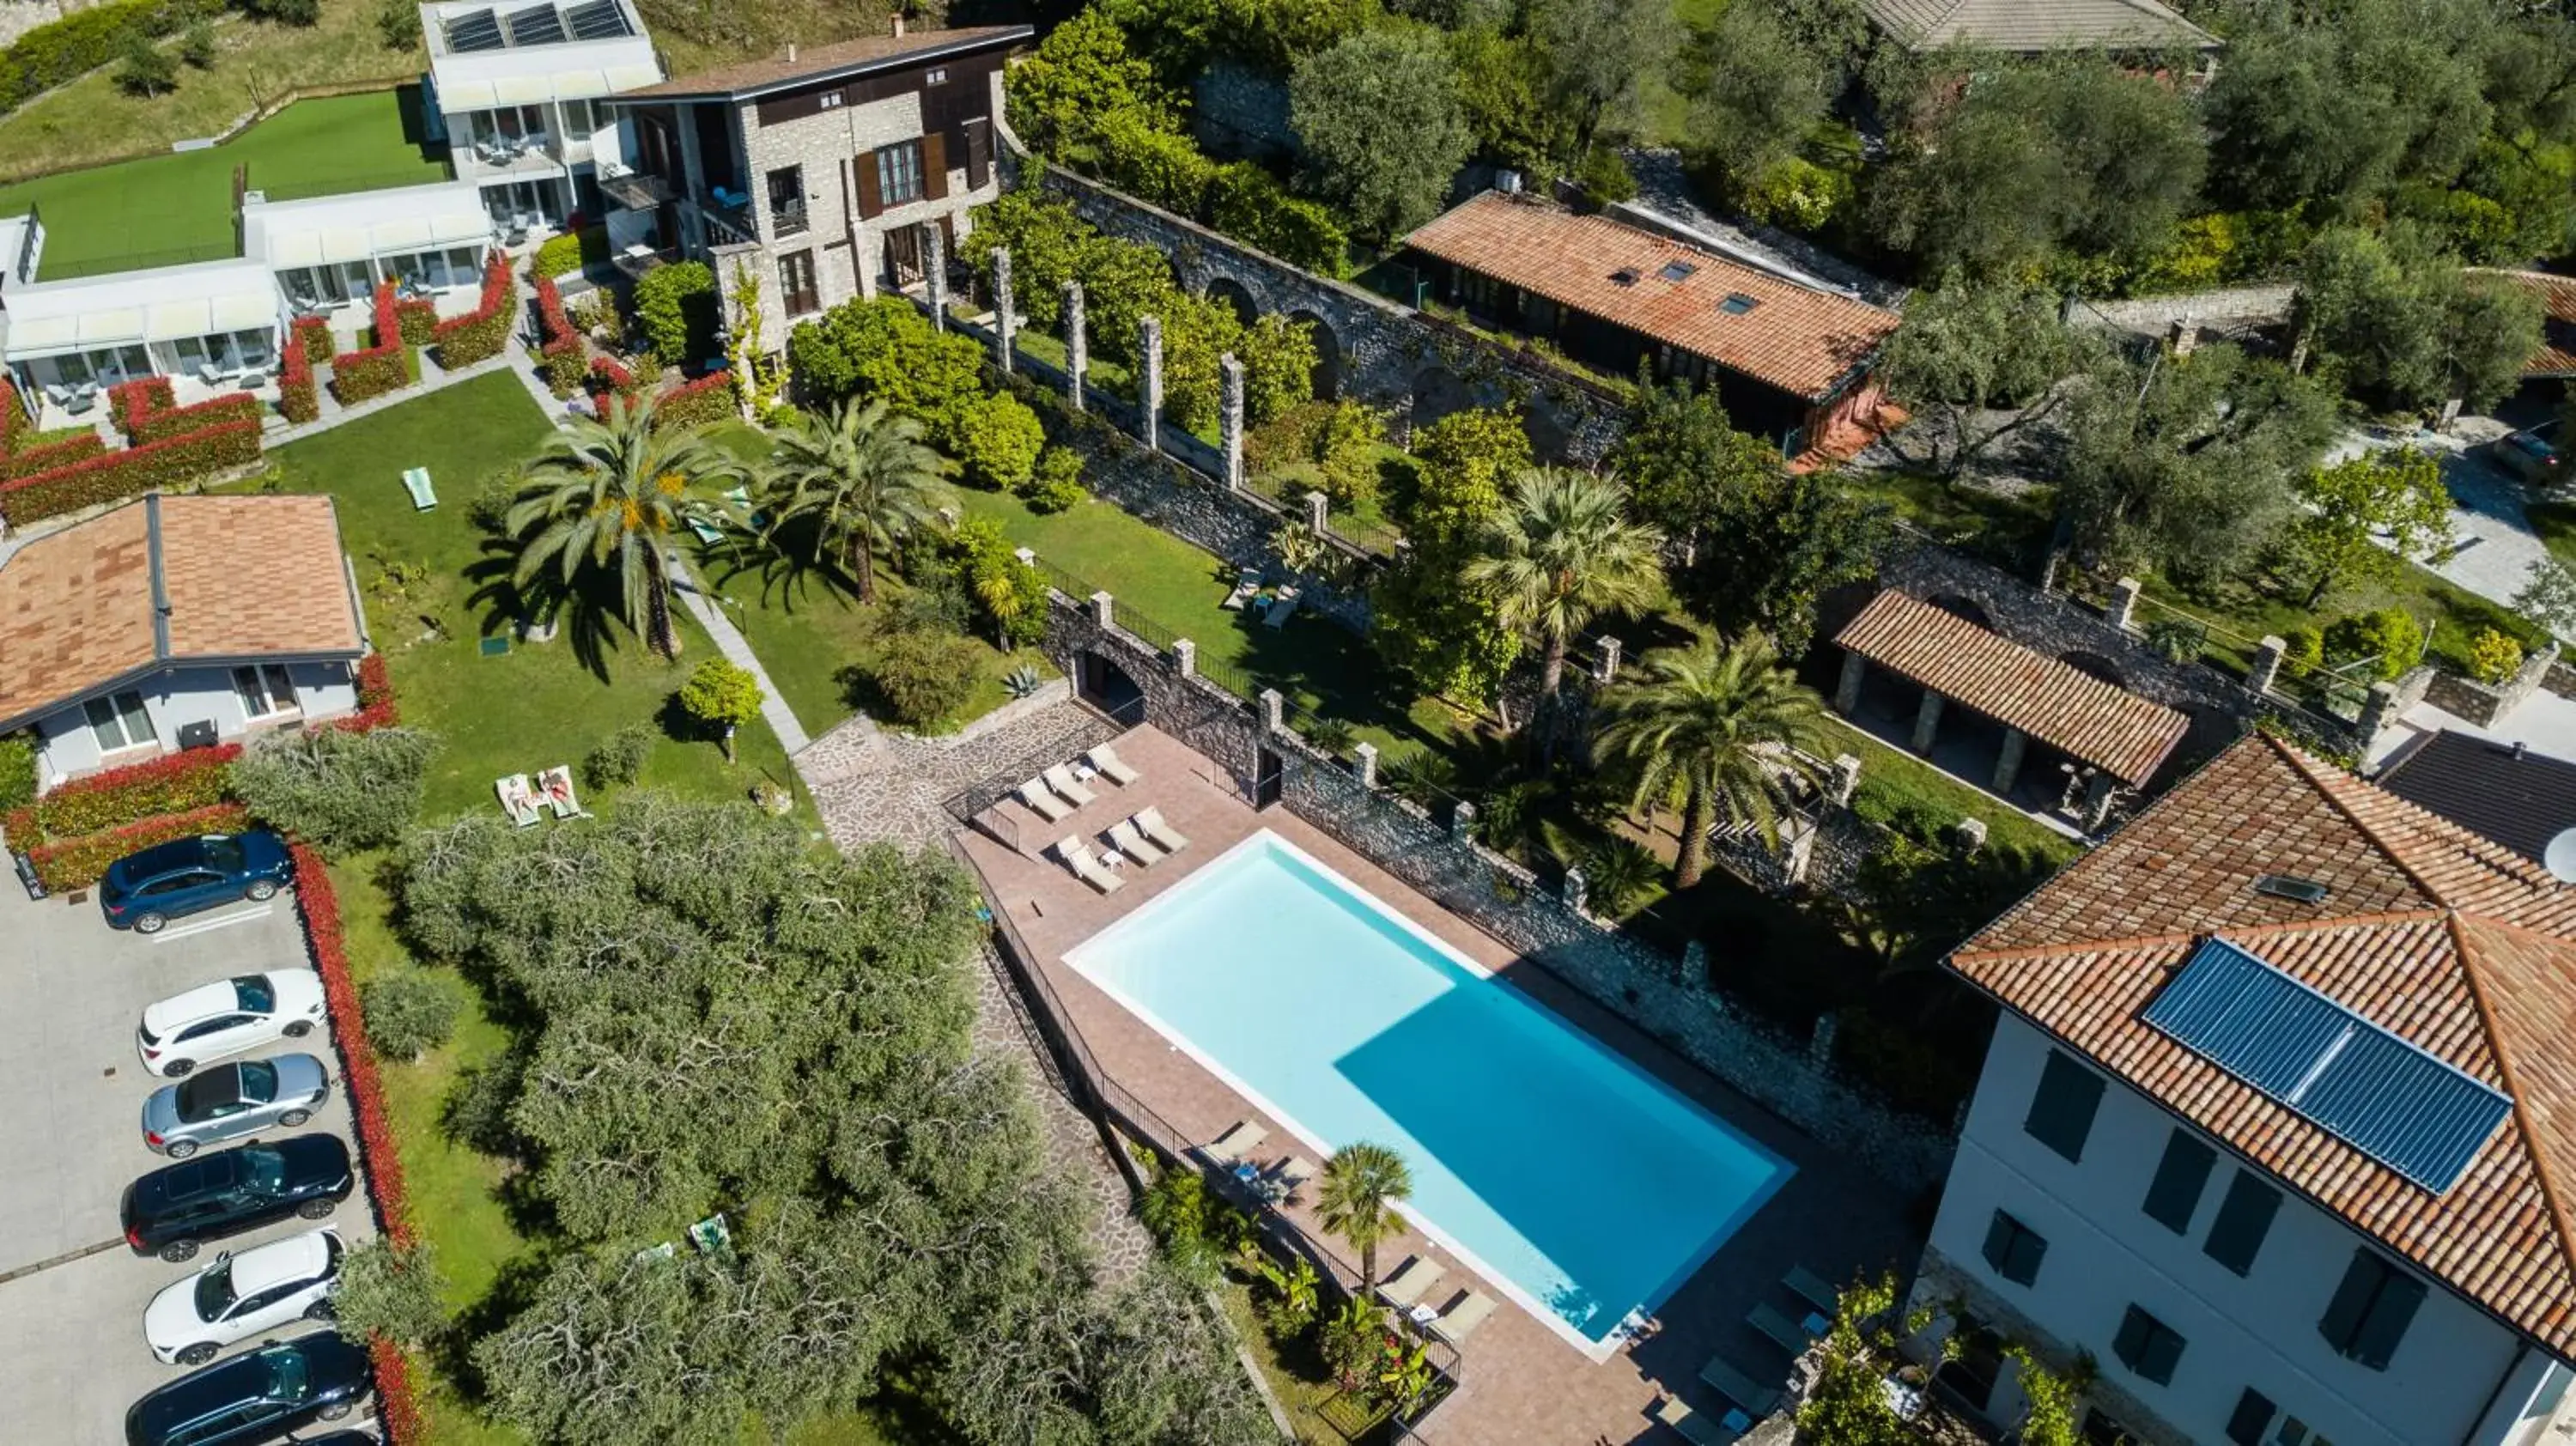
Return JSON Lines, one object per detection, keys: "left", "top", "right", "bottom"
{"left": 1065, "top": 830, "right": 1793, "bottom": 1349}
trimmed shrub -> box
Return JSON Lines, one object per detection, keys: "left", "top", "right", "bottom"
{"left": 866, "top": 627, "right": 981, "bottom": 726}
{"left": 2469, "top": 628, "right": 2525, "bottom": 685}
{"left": 360, "top": 971, "right": 458, "bottom": 1060}
{"left": 533, "top": 273, "right": 586, "bottom": 397}
{"left": 0, "top": 732, "right": 35, "bottom": 814}
{"left": 429, "top": 253, "right": 513, "bottom": 368}
{"left": 1026, "top": 445, "right": 1086, "bottom": 513}
{"left": 654, "top": 369, "right": 734, "bottom": 430}
{"left": 2, "top": 430, "right": 107, "bottom": 481}
{"left": 231, "top": 726, "right": 438, "bottom": 856}
{"left": 345, "top": 653, "right": 401, "bottom": 732}
{"left": 329, "top": 284, "right": 410, "bottom": 406}
{"left": 2280, "top": 624, "right": 2324, "bottom": 678}
{"left": 676, "top": 658, "right": 762, "bottom": 738}
{"left": 3, "top": 743, "right": 240, "bottom": 848}
{"left": 27, "top": 802, "right": 248, "bottom": 891}
{"left": 279, "top": 318, "right": 327, "bottom": 424}
{"left": 532, "top": 228, "right": 605, "bottom": 279}
{"left": 393, "top": 297, "right": 437, "bottom": 347}
{"left": 634, "top": 259, "right": 718, "bottom": 364}
{"left": 956, "top": 392, "right": 1045, "bottom": 490}
{"left": 581, "top": 721, "right": 656, "bottom": 789}
{"left": 109, "top": 376, "right": 176, "bottom": 440}
{"left": 0, "top": 419, "right": 263, "bottom": 524}
{"left": 0, "top": 378, "right": 21, "bottom": 450}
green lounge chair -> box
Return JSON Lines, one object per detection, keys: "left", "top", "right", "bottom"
{"left": 400, "top": 466, "right": 436, "bottom": 510}
{"left": 1654, "top": 1396, "right": 1746, "bottom": 1445}
{"left": 1748, "top": 1300, "right": 1824, "bottom": 1355}
{"left": 1698, "top": 1352, "right": 1782, "bottom": 1416}
{"left": 1783, "top": 1265, "right": 1838, "bottom": 1316}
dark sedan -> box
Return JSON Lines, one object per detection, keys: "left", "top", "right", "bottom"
{"left": 123, "top": 1135, "right": 354, "bottom": 1262}
{"left": 100, "top": 830, "right": 294, "bottom": 934}
{"left": 124, "top": 1330, "right": 371, "bottom": 1446}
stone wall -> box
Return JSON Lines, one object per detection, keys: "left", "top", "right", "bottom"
{"left": 2065, "top": 284, "right": 2296, "bottom": 343}
{"left": 1192, "top": 61, "right": 1297, "bottom": 161}
{"left": 2423, "top": 641, "right": 2563, "bottom": 726}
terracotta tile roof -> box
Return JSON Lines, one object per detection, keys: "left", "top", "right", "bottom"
{"left": 1833, "top": 588, "right": 2189, "bottom": 786}
{"left": 609, "top": 25, "right": 1030, "bottom": 101}
{"left": 1863, "top": 0, "right": 2215, "bottom": 51}
{"left": 1400, "top": 192, "right": 1900, "bottom": 401}
{"left": 2487, "top": 270, "right": 2576, "bottom": 378}
{"left": 1953, "top": 734, "right": 2576, "bottom": 1355}
{"left": 0, "top": 495, "right": 363, "bottom": 730}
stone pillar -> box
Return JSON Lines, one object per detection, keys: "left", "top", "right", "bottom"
{"left": 1911, "top": 690, "right": 1945, "bottom": 755}
{"left": 1560, "top": 867, "right": 1588, "bottom": 914}
{"left": 1992, "top": 727, "right": 2027, "bottom": 795}
{"left": 989, "top": 248, "right": 1014, "bottom": 374}
{"left": 2360, "top": 680, "right": 2403, "bottom": 741}
{"left": 1220, "top": 353, "right": 1246, "bottom": 491}
{"left": 1352, "top": 740, "right": 1378, "bottom": 789}
{"left": 1172, "top": 638, "right": 1197, "bottom": 679}
{"left": 925, "top": 222, "right": 947, "bottom": 331}
{"left": 1828, "top": 753, "right": 1862, "bottom": 808}
{"left": 1258, "top": 687, "right": 1285, "bottom": 733}
{"left": 1835, "top": 651, "right": 1867, "bottom": 714}
{"left": 1782, "top": 815, "right": 1817, "bottom": 884}
{"left": 2037, "top": 545, "right": 2066, "bottom": 593}
{"left": 1061, "top": 280, "right": 1086, "bottom": 412}
{"left": 1450, "top": 799, "right": 1478, "bottom": 841}
{"left": 1304, "top": 489, "right": 1328, "bottom": 533}
{"left": 1955, "top": 817, "right": 1988, "bottom": 852}
{"left": 1595, "top": 636, "right": 1622, "bottom": 684}
{"left": 1090, "top": 590, "right": 1114, "bottom": 628}
{"left": 2250, "top": 635, "right": 2289, "bottom": 695}
{"left": 1139, "top": 317, "right": 1163, "bottom": 453}
{"left": 1808, "top": 1012, "right": 1838, "bottom": 1070}
{"left": 2108, "top": 575, "right": 2142, "bottom": 634}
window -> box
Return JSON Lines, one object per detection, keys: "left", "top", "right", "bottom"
{"left": 924, "top": 65, "right": 949, "bottom": 83}
{"left": 2142, "top": 1129, "right": 2215, "bottom": 1232}
{"left": 818, "top": 89, "right": 844, "bottom": 109}
{"left": 1981, "top": 1211, "right": 2046, "bottom": 1286}
{"left": 2111, "top": 1305, "right": 2185, "bottom": 1385}
{"left": 767, "top": 166, "right": 808, "bottom": 236}
{"left": 560, "top": 97, "right": 594, "bottom": 137}
{"left": 876, "top": 140, "right": 924, "bottom": 206}
{"left": 2024, "top": 1048, "right": 2105, "bottom": 1163}
{"left": 2227, "top": 1389, "right": 2277, "bottom": 1446}
{"left": 84, "top": 690, "right": 155, "bottom": 751}
{"left": 2202, "top": 1171, "right": 2282, "bottom": 1276}
{"left": 232, "top": 665, "right": 300, "bottom": 720}
{"left": 778, "top": 250, "right": 820, "bottom": 319}
{"left": 2319, "top": 1248, "right": 2427, "bottom": 1370}
{"left": 1933, "top": 1323, "right": 2002, "bottom": 1411}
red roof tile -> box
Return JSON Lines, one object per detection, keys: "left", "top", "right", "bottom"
{"left": 1834, "top": 589, "right": 2189, "bottom": 786}
{"left": 1401, "top": 192, "right": 1900, "bottom": 401}
{"left": 2482, "top": 270, "right": 2576, "bottom": 378}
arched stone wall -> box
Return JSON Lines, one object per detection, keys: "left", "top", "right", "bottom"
{"left": 1291, "top": 309, "right": 1341, "bottom": 399}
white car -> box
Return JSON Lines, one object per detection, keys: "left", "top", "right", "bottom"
{"left": 142, "top": 1226, "right": 343, "bottom": 1365}
{"left": 137, "top": 971, "right": 327, "bottom": 1078}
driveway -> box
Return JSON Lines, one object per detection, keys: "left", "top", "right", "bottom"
{"left": 0, "top": 878, "right": 378, "bottom": 1443}
{"left": 2326, "top": 420, "right": 2557, "bottom": 618}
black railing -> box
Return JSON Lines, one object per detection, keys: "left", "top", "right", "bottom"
{"left": 771, "top": 197, "right": 809, "bottom": 237}
{"left": 598, "top": 163, "right": 674, "bottom": 210}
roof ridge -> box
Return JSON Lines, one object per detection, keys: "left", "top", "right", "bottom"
{"left": 2444, "top": 913, "right": 2576, "bottom": 1288}
{"left": 2275, "top": 736, "right": 2567, "bottom": 911}
{"left": 1956, "top": 908, "right": 2455, "bottom": 968}
{"left": 2268, "top": 735, "right": 2470, "bottom": 907}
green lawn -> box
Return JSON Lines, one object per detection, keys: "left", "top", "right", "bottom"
{"left": 0, "top": 89, "right": 449, "bottom": 277}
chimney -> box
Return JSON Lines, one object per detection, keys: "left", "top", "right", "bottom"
{"left": 892, "top": 13, "right": 906, "bottom": 37}
{"left": 2515, "top": 740, "right": 2530, "bottom": 762}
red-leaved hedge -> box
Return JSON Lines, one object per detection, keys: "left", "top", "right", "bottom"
{"left": 111, "top": 376, "right": 176, "bottom": 440}
{"left": 657, "top": 369, "right": 734, "bottom": 430}
{"left": 1, "top": 429, "right": 106, "bottom": 480}
{"left": 3, "top": 744, "right": 240, "bottom": 848}
{"left": 280, "top": 318, "right": 329, "bottom": 425}
{"left": 136, "top": 392, "right": 261, "bottom": 446}
{"left": 394, "top": 298, "right": 437, "bottom": 348}
{"left": 331, "top": 284, "right": 412, "bottom": 406}
{"left": 430, "top": 254, "right": 514, "bottom": 368}
{"left": 25, "top": 801, "right": 248, "bottom": 890}
{"left": 0, "top": 418, "right": 264, "bottom": 525}
{"left": 0, "top": 377, "right": 21, "bottom": 452}
{"left": 533, "top": 272, "right": 586, "bottom": 398}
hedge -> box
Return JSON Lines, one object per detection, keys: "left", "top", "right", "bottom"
{"left": 338, "top": 653, "right": 400, "bottom": 732}
{"left": 331, "top": 284, "right": 411, "bottom": 406}
{"left": 0, "top": 377, "right": 21, "bottom": 452}
{"left": 394, "top": 298, "right": 437, "bottom": 348}
{"left": 533, "top": 273, "right": 587, "bottom": 397}
{"left": 129, "top": 388, "right": 261, "bottom": 446}
{"left": 2, "top": 429, "right": 106, "bottom": 480}
{"left": 0, "top": 417, "right": 263, "bottom": 524}
{"left": 280, "top": 318, "right": 329, "bottom": 425}
{"left": 0, "top": 0, "right": 219, "bottom": 122}
{"left": 24, "top": 801, "right": 248, "bottom": 891}
{"left": 3, "top": 743, "right": 240, "bottom": 848}
{"left": 110, "top": 376, "right": 177, "bottom": 440}
{"left": 656, "top": 369, "right": 734, "bottom": 430}
{"left": 532, "top": 227, "right": 607, "bottom": 279}
{"left": 429, "top": 253, "right": 513, "bottom": 368}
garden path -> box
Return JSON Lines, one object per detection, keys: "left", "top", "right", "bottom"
{"left": 670, "top": 559, "right": 812, "bottom": 754}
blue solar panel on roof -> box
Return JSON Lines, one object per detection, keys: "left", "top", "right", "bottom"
{"left": 446, "top": 8, "right": 506, "bottom": 51}
{"left": 564, "top": 0, "right": 630, "bottom": 39}
{"left": 505, "top": 3, "right": 568, "bottom": 45}
{"left": 2141, "top": 938, "right": 2512, "bottom": 1194}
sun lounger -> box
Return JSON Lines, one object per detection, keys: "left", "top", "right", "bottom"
{"left": 1106, "top": 818, "right": 1166, "bottom": 866}
{"left": 1783, "top": 1265, "right": 1838, "bottom": 1317}
{"left": 1134, "top": 805, "right": 1190, "bottom": 853}
{"left": 1697, "top": 1353, "right": 1783, "bottom": 1417}
{"left": 1654, "top": 1397, "right": 1747, "bottom": 1445}
{"left": 1264, "top": 586, "right": 1301, "bottom": 628}
{"left": 1085, "top": 743, "right": 1139, "bottom": 786}
{"left": 1221, "top": 568, "right": 1262, "bottom": 610}
{"left": 1042, "top": 762, "right": 1097, "bottom": 806}
{"left": 537, "top": 764, "right": 586, "bottom": 820}
{"left": 1054, "top": 838, "right": 1123, "bottom": 894}
{"left": 1018, "top": 778, "right": 1073, "bottom": 822}
{"left": 1202, "top": 1121, "right": 1267, "bottom": 1164}
{"left": 1274, "top": 1156, "right": 1319, "bottom": 1197}
{"left": 1748, "top": 1300, "right": 1824, "bottom": 1356}
{"left": 495, "top": 774, "right": 543, "bottom": 827}
{"left": 400, "top": 467, "right": 436, "bottom": 510}
{"left": 1430, "top": 1290, "right": 1498, "bottom": 1345}
{"left": 1378, "top": 1257, "right": 1446, "bottom": 1308}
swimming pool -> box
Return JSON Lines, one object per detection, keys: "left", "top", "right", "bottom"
{"left": 1063, "top": 829, "right": 1793, "bottom": 1355}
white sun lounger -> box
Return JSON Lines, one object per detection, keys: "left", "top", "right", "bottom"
{"left": 1054, "top": 837, "right": 1123, "bottom": 894}
{"left": 1134, "top": 805, "right": 1190, "bottom": 852}
{"left": 1430, "top": 1290, "right": 1498, "bottom": 1345}
{"left": 495, "top": 774, "right": 544, "bottom": 827}
{"left": 537, "top": 763, "right": 586, "bottom": 819}
{"left": 1018, "top": 778, "right": 1073, "bottom": 822}
{"left": 1086, "top": 743, "right": 1140, "bottom": 786}
{"left": 1274, "top": 1155, "right": 1320, "bottom": 1196}
{"left": 1042, "top": 762, "right": 1097, "bottom": 806}
{"left": 1378, "top": 1256, "right": 1445, "bottom": 1308}
{"left": 1106, "top": 818, "right": 1165, "bottom": 866}
{"left": 1202, "top": 1120, "right": 1267, "bottom": 1163}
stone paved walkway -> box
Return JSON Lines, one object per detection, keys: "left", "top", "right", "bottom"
{"left": 2324, "top": 419, "right": 2558, "bottom": 622}
{"left": 670, "top": 560, "right": 811, "bottom": 754}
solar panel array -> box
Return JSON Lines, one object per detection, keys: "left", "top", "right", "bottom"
{"left": 2142, "top": 938, "right": 2513, "bottom": 1194}
{"left": 566, "top": 0, "right": 631, "bottom": 39}
{"left": 505, "top": 3, "right": 568, "bottom": 46}
{"left": 445, "top": 8, "right": 505, "bottom": 51}
{"left": 441, "top": 1, "right": 628, "bottom": 51}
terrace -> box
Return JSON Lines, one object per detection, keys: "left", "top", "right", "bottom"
{"left": 952, "top": 723, "right": 1913, "bottom": 1443}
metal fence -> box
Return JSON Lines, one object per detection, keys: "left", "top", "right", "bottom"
{"left": 39, "top": 239, "right": 240, "bottom": 281}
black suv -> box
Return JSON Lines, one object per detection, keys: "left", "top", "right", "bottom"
{"left": 125, "top": 1329, "right": 372, "bottom": 1446}
{"left": 122, "top": 1135, "right": 354, "bottom": 1263}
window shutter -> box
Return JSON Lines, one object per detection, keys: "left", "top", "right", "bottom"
{"left": 854, "top": 150, "right": 884, "bottom": 221}
{"left": 2142, "top": 1130, "right": 2216, "bottom": 1233}
{"left": 922, "top": 131, "right": 949, "bottom": 201}
{"left": 2351, "top": 1267, "right": 2426, "bottom": 1370}
{"left": 2226, "top": 1389, "right": 2276, "bottom": 1446}
{"left": 965, "top": 118, "right": 992, "bottom": 190}
{"left": 2319, "top": 1249, "right": 2382, "bottom": 1356}
{"left": 2202, "top": 1172, "right": 2283, "bottom": 1277}
{"left": 2024, "top": 1049, "right": 2106, "bottom": 1163}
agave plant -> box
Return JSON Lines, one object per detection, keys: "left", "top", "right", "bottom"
{"left": 1001, "top": 664, "right": 1044, "bottom": 699}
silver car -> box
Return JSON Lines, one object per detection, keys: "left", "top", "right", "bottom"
{"left": 142, "top": 1055, "right": 331, "bottom": 1158}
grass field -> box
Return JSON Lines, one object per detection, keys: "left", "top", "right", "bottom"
{"left": 0, "top": 88, "right": 449, "bottom": 277}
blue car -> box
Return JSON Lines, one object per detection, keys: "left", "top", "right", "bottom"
{"left": 100, "top": 831, "right": 294, "bottom": 934}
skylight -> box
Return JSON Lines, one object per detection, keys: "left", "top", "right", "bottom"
{"left": 1657, "top": 260, "right": 1697, "bottom": 283}
{"left": 564, "top": 0, "right": 632, "bottom": 39}
{"left": 2253, "top": 873, "right": 2330, "bottom": 904}
{"left": 504, "top": 2, "right": 568, "bottom": 46}
{"left": 1718, "top": 293, "right": 1759, "bottom": 315}
{"left": 444, "top": 8, "right": 505, "bottom": 51}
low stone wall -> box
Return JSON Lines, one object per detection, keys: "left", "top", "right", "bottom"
{"left": 2549, "top": 657, "right": 2576, "bottom": 702}
{"left": 2423, "top": 641, "right": 2562, "bottom": 726}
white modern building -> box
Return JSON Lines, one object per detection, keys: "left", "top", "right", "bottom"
{"left": 1913, "top": 732, "right": 2576, "bottom": 1446}
{"left": 418, "top": 0, "right": 661, "bottom": 230}
{"left": 242, "top": 181, "right": 500, "bottom": 313}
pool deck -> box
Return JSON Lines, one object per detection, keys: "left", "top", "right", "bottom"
{"left": 956, "top": 724, "right": 1917, "bottom": 1444}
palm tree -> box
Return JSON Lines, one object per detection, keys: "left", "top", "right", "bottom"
{"left": 506, "top": 392, "right": 735, "bottom": 659}
{"left": 1462, "top": 467, "right": 1666, "bottom": 709}
{"left": 756, "top": 397, "right": 951, "bottom": 604}
{"left": 1592, "top": 634, "right": 1833, "bottom": 890}
{"left": 1315, "top": 1141, "right": 1412, "bottom": 1295}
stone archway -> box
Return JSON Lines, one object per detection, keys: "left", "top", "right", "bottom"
{"left": 1408, "top": 364, "right": 1473, "bottom": 435}
{"left": 2060, "top": 650, "right": 2128, "bottom": 689}
{"left": 1207, "top": 276, "right": 1259, "bottom": 328}
{"left": 1929, "top": 593, "right": 1994, "bottom": 629}
{"left": 1290, "top": 309, "right": 1340, "bottom": 400}
{"left": 1077, "top": 650, "right": 1146, "bottom": 726}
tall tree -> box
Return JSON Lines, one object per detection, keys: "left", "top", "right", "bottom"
{"left": 1686, "top": 467, "right": 1894, "bottom": 659}
{"left": 1607, "top": 374, "right": 1781, "bottom": 553}
{"left": 1686, "top": 0, "right": 1832, "bottom": 196}
{"left": 1315, "top": 1142, "right": 1413, "bottom": 1294}
{"left": 1872, "top": 276, "right": 2095, "bottom": 478}
{"left": 1289, "top": 27, "right": 1474, "bottom": 241}
{"left": 506, "top": 393, "right": 737, "bottom": 658}
{"left": 1463, "top": 468, "right": 1668, "bottom": 707}
{"left": 1534, "top": 0, "right": 1680, "bottom": 154}
{"left": 2287, "top": 448, "right": 2457, "bottom": 606}
{"left": 1373, "top": 408, "right": 1531, "bottom": 709}
{"left": 2294, "top": 224, "right": 2545, "bottom": 413}
{"left": 757, "top": 397, "right": 951, "bottom": 604}
{"left": 1591, "top": 635, "right": 1833, "bottom": 890}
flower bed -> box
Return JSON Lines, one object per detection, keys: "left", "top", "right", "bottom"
{"left": 0, "top": 418, "right": 263, "bottom": 525}
{"left": 657, "top": 369, "right": 734, "bottom": 429}
{"left": 3, "top": 744, "right": 240, "bottom": 848}
{"left": 533, "top": 272, "right": 587, "bottom": 398}
{"left": 430, "top": 254, "right": 515, "bottom": 369}
{"left": 24, "top": 801, "right": 248, "bottom": 891}
{"left": 331, "top": 284, "right": 412, "bottom": 407}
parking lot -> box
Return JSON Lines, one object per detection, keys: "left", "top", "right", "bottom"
{"left": 0, "top": 874, "right": 380, "bottom": 1442}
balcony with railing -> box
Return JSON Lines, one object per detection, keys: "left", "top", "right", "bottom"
{"left": 598, "top": 161, "right": 675, "bottom": 211}
{"left": 701, "top": 191, "right": 756, "bottom": 249}
{"left": 770, "top": 198, "right": 809, "bottom": 239}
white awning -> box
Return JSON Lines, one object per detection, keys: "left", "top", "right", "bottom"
{"left": 145, "top": 301, "right": 213, "bottom": 341}
{"left": 441, "top": 78, "right": 497, "bottom": 109}
{"left": 553, "top": 70, "right": 611, "bottom": 100}
{"left": 373, "top": 218, "right": 433, "bottom": 252}
{"left": 319, "top": 228, "right": 374, "bottom": 264}
{"left": 429, "top": 211, "right": 493, "bottom": 246}
{"left": 5, "top": 315, "right": 78, "bottom": 355}
{"left": 269, "top": 234, "right": 322, "bottom": 269}
{"left": 605, "top": 64, "right": 660, "bottom": 91}
{"left": 79, "top": 309, "right": 145, "bottom": 344}
{"left": 210, "top": 293, "right": 276, "bottom": 331}
{"left": 492, "top": 75, "right": 553, "bottom": 106}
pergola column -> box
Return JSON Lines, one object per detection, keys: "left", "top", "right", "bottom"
{"left": 924, "top": 222, "right": 947, "bottom": 331}
{"left": 1139, "top": 317, "right": 1163, "bottom": 453}
{"left": 1911, "top": 690, "right": 1946, "bottom": 755}
{"left": 990, "top": 247, "right": 1014, "bottom": 374}
{"left": 1835, "top": 651, "right": 1867, "bottom": 714}
{"left": 1062, "top": 279, "right": 1086, "bottom": 411}
{"left": 1992, "top": 727, "right": 2028, "bottom": 795}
